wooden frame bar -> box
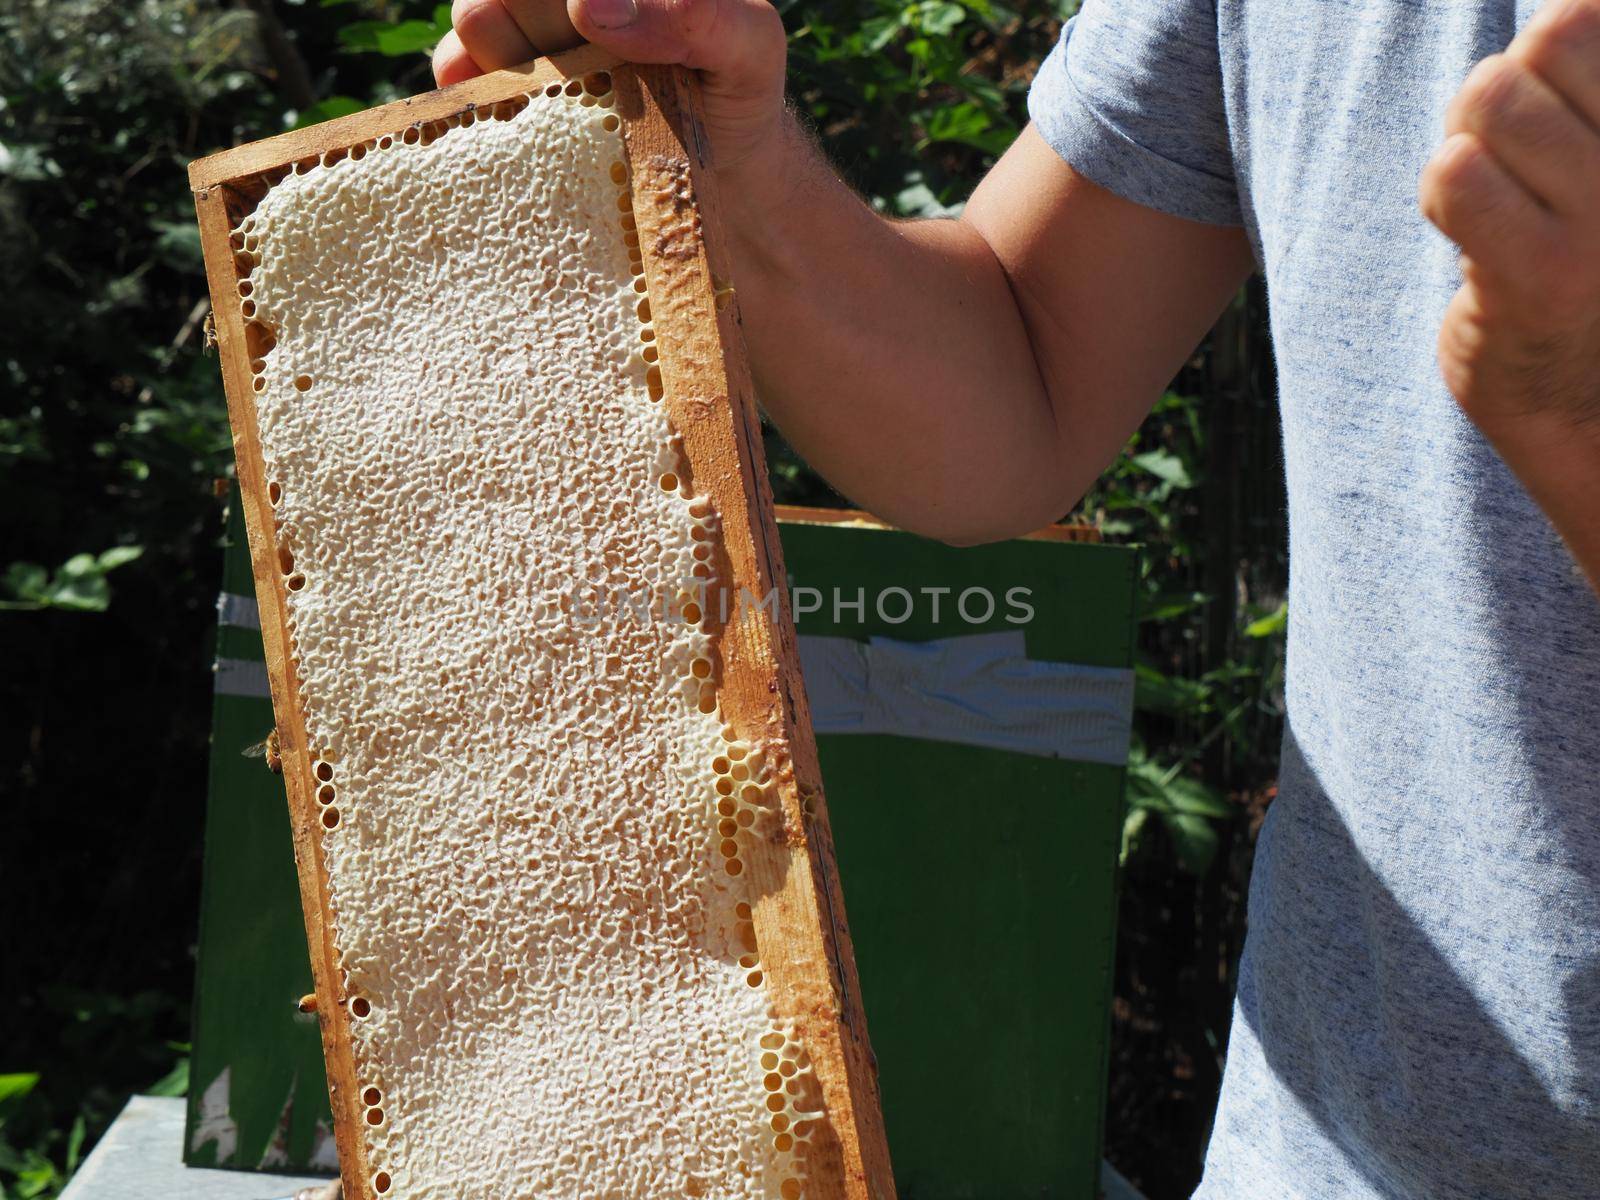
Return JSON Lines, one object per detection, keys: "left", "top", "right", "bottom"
{"left": 775, "top": 504, "right": 1103, "bottom": 544}
{"left": 190, "top": 49, "right": 894, "bottom": 1200}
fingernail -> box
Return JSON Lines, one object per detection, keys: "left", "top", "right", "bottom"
{"left": 585, "top": 0, "right": 636, "bottom": 29}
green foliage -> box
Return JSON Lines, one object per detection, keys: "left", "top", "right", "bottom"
{"left": 0, "top": 1074, "right": 74, "bottom": 1200}
{"left": 0, "top": 0, "right": 260, "bottom": 591}
{"left": 782, "top": 0, "right": 1078, "bottom": 212}
{"left": 1, "top": 1, "right": 257, "bottom": 1193}
{"left": 1079, "top": 385, "right": 1285, "bottom": 874}
{"left": 1, "top": 547, "right": 143, "bottom": 612}
{"left": 338, "top": 5, "right": 450, "bottom": 56}
{"left": 0, "top": 1075, "right": 82, "bottom": 1200}
{"left": 1124, "top": 745, "right": 1234, "bottom": 875}
{"left": 0, "top": 993, "right": 188, "bottom": 1200}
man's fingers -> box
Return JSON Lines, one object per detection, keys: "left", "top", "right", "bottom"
{"left": 1513, "top": 0, "right": 1600, "bottom": 132}
{"left": 1434, "top": 283, "right": 1494, "bottom": 404}
{"left": 1420, "top": 131, "right": 1563, "bottom": 284}
{"left": 451, "top": 0, "right": 538, "bottom": 72}
{"left": 500, "top": 0, "right": 583, "bottom": 57}
{"left": 432, "top": 28, "right": 484, "bottom": 86}
{"left": 565, "top": 0, "right": 786, "bottom": 98}
{"left": 1446, "top": 54, "right": 1600, "bottom": 217}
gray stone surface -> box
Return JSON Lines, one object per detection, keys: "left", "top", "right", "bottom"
{"left": 1100, "top": 1159, "right": 1147, "bottom": 1200}
{"left": 61, "top": 1097, "right": 333, "bottom": 1200}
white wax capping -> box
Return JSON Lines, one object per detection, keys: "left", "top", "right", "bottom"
{"left": 237, "top": 90, "right": 811, "bottom": 1199}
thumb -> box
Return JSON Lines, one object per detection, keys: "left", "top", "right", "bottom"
{"left": 566, "top": 0, "right": 786, "bottom": 124}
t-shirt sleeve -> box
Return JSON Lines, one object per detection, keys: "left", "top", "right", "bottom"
{"left": 1028, "top": 0, "right": 1241, "bottom": 226}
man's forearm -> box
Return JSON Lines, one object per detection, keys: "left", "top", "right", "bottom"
{"left": 1478, "top": 412, "right": 1600, "bottom": 593}
{"left": 713, "top": 116, "right": 1069, "bottom": 544}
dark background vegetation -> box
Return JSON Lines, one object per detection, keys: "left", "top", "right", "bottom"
{"left": 0, "top": 1, "right": 1286, "bottom": 1195}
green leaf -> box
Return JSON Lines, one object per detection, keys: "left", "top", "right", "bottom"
{"left": 919, "top": 2, "right": 966, "bottom": 36}
{"left": 380, "top": 19, "right": 446, "bottom": 54}
{"left": 860, "top": 16, "right": 900, "bottom": 51}
{"left": 1126, "top": 754, "right": 1234, "bottom": 819}
{"left": 1244, "top": 600, "right": 1287, "bottom": 638}
{"left": 15, "top": 1153, "right": 63, "bottom": 1199}
{"left": 1125, "top": 754, "right": 1233, "bottom": 874}
{"left": 3, "top": 563, "right": 49, "bottom": 604}
{"left": 1129, "top": 449, "right": 1194, "bottom": 488}
{"left": 1134, "top": 661, "right": 1212, "bottom": 715}
{"left": 918, "top": 102, "right": 1012, "bottom": 155}
{"left": 1159, "top": 773, "right": 1234, "bottom": 819}
{"left": 341, "top": 18, "right": 446, "bottom": 56}
{"left": 48, "top": 576, "right": 112, "bottom": 612}
{"left": 147, "top": 1056, "right": 189, "bottom": 1098}
{"left": 96, "top": 545, "right": 144, "bottom": 571}
{"left": 1120, "top": 806, "right": 1150, "bottom": 867}
{"left": 1162, "top": 811, "right": 1221, "bottom": 875}
{"left": 59, "top": 553, "right": 98, "bottom": 578}
{"left": 292, "top": 95, "right": 366, "bottom": 129}
{"left": 1139, "top": 590, "right": 1209, "bottom": 623}
{"left": 891, "top": 175, "right": 963, "bottom": 219}
{"left": 1, "top": 547, "right": 141, "bottom": 612}
{"left": 337, "top": 20, "right": 384, "bottom": 50}
{"left": 65, "top": 1115, "right": 86, "bottom": 1174}
{"left": 0, "top": 141, "right": 62, "bottom": 182}
{"left": 0, "top": 1074, "right": 39, "bottom": 1112}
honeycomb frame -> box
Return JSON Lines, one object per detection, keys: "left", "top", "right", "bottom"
{"left": 189, "top": 49, "right": 894, "bottom": 1200}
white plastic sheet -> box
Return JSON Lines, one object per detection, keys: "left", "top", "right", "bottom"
{"left": 797, "top": 631, "right": 1134, "bottom": 765}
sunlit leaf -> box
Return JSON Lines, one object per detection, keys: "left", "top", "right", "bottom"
{"left": 1140, "top": 590, "right": 1209, "bottom": 623}
{"left": 0, "top": 1073, "right": 40, "bottom": 1110}
{"left": 65, "top": 1115, "right": 86, "bottom": 1174}
{"left": 97, "top": 545, "right": 144, "bottom": 571}
{"left": 919, "top": 2, "right": 966, "bottom": 36}
{"left": 1129, "top": 449, "right": 1194, "bottom": 488}
{"left": 1244, "top": 600, "right": 1287, "bottom": 638}
{"left": 147, "top": 1056, "right": 189, "bottom": 1098}
{"left": 1134, "top": 661, "right": 1212, "bottom": 715}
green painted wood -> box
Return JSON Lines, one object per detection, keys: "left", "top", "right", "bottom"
{"left": 778, "top": 520, "right": 1137, "bottom": 1200}
{"left": 185, "top": 493, "right": 332, "bottom": 1170}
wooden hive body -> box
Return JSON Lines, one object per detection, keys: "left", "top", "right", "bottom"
{"left": 189, "top": 51, "right": 893, "bottom": 1200}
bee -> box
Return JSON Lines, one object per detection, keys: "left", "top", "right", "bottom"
{"left": 202, "top": 309, "right": 218, "bottom": 352}
{"left": 241, "top": 727, "right": 283, "bottom": 774}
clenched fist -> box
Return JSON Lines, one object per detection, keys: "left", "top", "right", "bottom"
{"left": 1420, "top": 0, "right": 1600, "bottom": 440}
{"left": 432, "top": 0, "right": 788, "bottom": 170}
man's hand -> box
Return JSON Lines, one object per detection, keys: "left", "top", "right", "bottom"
{"left": 432, "top": 0, "right": 787, "bottom": 171}
{"left": 1420, "top": 0, "right": 1600, "bottom": 590}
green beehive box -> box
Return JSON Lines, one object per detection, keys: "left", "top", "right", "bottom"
{"left": 186, "top": 494, "right": 333, "bottom": 1172}
{"left": 187, "top": 500, "right": 1136, "bottom": 1196}
{"left": 777, "top": 509, "right": 1135, "bottom": 1200}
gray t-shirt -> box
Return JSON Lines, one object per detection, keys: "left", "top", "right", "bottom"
{"left": 1029, "top": 3, "right": 1600, "bottom": 1196}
